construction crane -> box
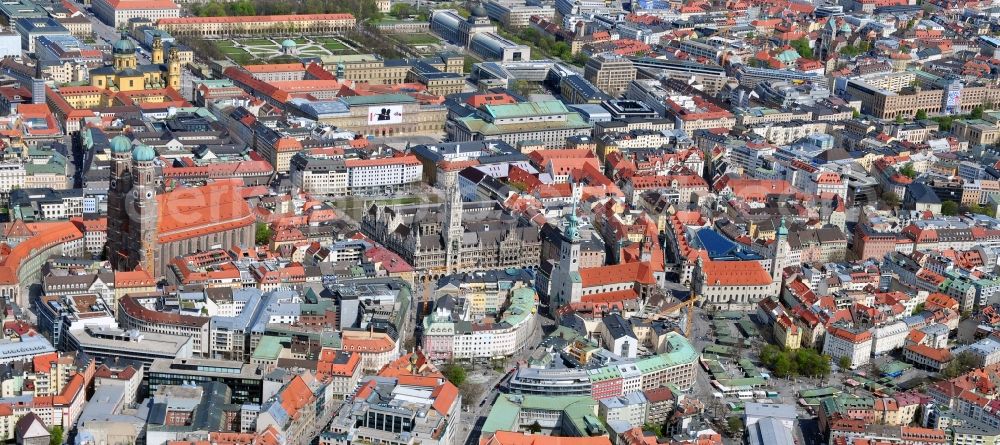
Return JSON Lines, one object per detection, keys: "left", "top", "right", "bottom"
{"left": 654, "top": 279, "right": 700, "bottom": 338}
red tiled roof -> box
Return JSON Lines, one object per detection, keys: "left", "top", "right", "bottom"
{"left": 317, "top": 349, "right": 360, "bottom": 377}
{"left": 480, "top": 432, "right": 611, "bottom": 445}
{"left": 905, "top": 344, "right": 952, "bottom": 363}
{"left": 158, "top": 13, "right": 354, "bottom": 25}
{"left": 32, "top": 352, "right": 58, "bottom": 373}
{"left": 365, "top": 246, "right": 414, "bottom": 273}
{"left": 243, "top": 63, "right": 305, "bottom": 73}
{"left": 344, "top": 155, "right": 420, "bottom": 168}
{"left": 278, "top": 376, "right": 314, "bottom": 421}
{"left": 430, "top": 379, "right": 459, "bottom": 416}
{"left": 341, "top": 334, "right": 394, "bottom": 353}
{"left": 0, "top": 222, "right": 83, "bottom": 284}
{"left": 103, "top": 0, "right": 179, "bottom": 9}
{"left": 156, "top": 182, "right": 255, "bottom": 244}
{"left": 119, "top": 296, "right": 208, "bottom": 328}
{"left": 701, "top": 260, "right": 772, "bottom": 286}
{"left": 115, "top": 270, "right": 156, "bottom": 287}
{"left": 827, "top": 326, "right": 872, "bottom": 343}
{"left": 579, "top": 262, "right": 655, "bottom": 288}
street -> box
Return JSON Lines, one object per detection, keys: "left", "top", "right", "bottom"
{"left": 454, "top": 312, "right": 554, "bottom": 445}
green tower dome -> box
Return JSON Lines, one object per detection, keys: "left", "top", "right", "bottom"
{"left": 110, "top": 135, "right": 131, "bottom": 154}
{"left": 132, "top": 144, "right": 156, "bottom": 162}
{"left": 112, "top": 33, "right": 136, "bottom": 55}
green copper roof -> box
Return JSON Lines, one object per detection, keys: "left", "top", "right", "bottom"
{"left": 251, "top": 335, "right": 284, "bottom": 360}
{"left": 132, "top": 144, "right": 155, "bottom": 162}
{"left": 110, "top": 135, "right": 131, "bottom": 154}
{"left": 112, "top": 33, "right": 135, "bottom": 55}
{"left": 500, "top": 287, "right": 536, "bottom": 328}
{"left": 482, "top": 395, "right": 597, "bottom": 436}
{"left": 483, "top": 100, "right": 571, "bottom": 120}
{"left": 457, "top": 110, "right": 591, "bottom": 136}
{"left": 588, "top": 366, "right": 621, "bottom": 383}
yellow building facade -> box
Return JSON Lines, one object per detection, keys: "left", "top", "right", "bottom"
{"left": 90, "top": 35, "right": 180, "bottom": 94}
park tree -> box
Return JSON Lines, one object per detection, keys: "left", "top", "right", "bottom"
{"left": 838, "top": 356, "right": 851, "bottom": 370}
{"left": 899, "top": 162, "right": 917, "bottom": 178}
{"left": 644, "top": 423, "right": 664, "bottom": 437}
{"left": 727, "top": 416, "right": 744, "bottom": 435}
{"left": 441, "top": 362, "right": 466, "bottom": 386}
{"left": 231, "top": 0, "right": 256, "bottom": 15}
{"left": 459, "top": 382, "right": 484, "bottom": 408}
{"left": 759, "top": 345, "right": 831, "bottom": 378}
{"left": 174, "top": 35, "right": 227, "bottom": 60}
{"left": 942, "top": 200, "right": 959, "bottom": 216}
{"left": 795, "top": 348, "right": 831, "bottom": 377}
{"left": 791, "top": 37, "right": 813, "bottom": 59}
{"left": 50, "top": 426, "right": 63, "bottom": 445}
{"left": 519, "top": 27, "right": 541, "bottom": 43}
{"left": 527, "top": 421, "right": 543, "bottom": 434}
{"left": 255, "top": 223, "right": 272, "bottom": 245}
{"left": 552, "top": 41, "right": 571, "bottom": 59}
{"left": 933, "top": 115, "right": 954, "bottom": 131}
{"left": 839, "top": 45, "right": 862, "bottom": 57}
{"left": 968, "top": 204, "right": 997, "bottom": 217}
{"left": 881, "top": 191, "right": 901, "bottom": 209}
{"left": 916, "top": 109, "right": 928, "bottom": 120}
{"left": 390, "top": 3, "right": 413, "bottom": 19}
{"left": 942, "top": 351, "right": 979, "bottom": 378}
{"left": 196, "top": 1, "right": 227, "bottom": 16}
{"left": 510, "top": 80, "right": 534, "bottom": 97}
{"left": 773, "top": 353, "right": 796, "bottom": 378}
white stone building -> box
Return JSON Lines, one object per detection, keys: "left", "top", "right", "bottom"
{"left": 823, "top": 325, "right": 873, "bottom": 369}
{"left": 871, "top": 321, "right": 910, "bottom": 356}
{"left": 599, "top": 392, "right": 648, "bottom": 427}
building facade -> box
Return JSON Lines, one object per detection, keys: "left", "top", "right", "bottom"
{"left": 362, "top": 187, "right": 541, "bottom": 277}
{"left": 156, "top": 13, "right": 355, "bottom": 38}
{"left": 585, "top": 54, "right": 637, "bottom": 97}
{"left": 92, "top": 0, "right": 180, "bottom": 28}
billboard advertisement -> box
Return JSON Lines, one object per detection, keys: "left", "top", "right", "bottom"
{"left": 367, "top": 105, "right": 404, "bottom": 126}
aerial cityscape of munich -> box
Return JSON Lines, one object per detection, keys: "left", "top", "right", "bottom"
{"left": 0, "top": 0, "right": 996, "bottom": 444}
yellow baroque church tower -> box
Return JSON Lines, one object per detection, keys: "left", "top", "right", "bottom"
{"left": 90, "top": 33, "right": 180, "bottom": 93}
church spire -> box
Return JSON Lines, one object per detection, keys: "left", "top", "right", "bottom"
{"left": 566, "top": 175, "right": 581, "bottom": 241}
{"left": 444, "top": 180, "right": 463, "bottom": 273}
{"left": 772, "top": 217, "right": 789, "bottom": 284}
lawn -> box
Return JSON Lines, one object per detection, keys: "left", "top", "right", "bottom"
{"left": 315, "top": 37, "right": 349, "bottom": 52}
{"left": 212, "top": 40, "right": 256, "bottom": 64}
{"left": 211, "top": 36, "right": 358, "bottom": 64}
{"left": 394, "top": 33, "right": 440, "bottom": 45}
{"left": 214, "top": 40, "right": 236, "bottom": 51}
{"left": 227, "top": 52, "right": 257, "bottom": 65}
{"left": 322, "top": 43, "right": 349, "bottom": 53}
{"left": 463, "top": 55, "right": 477, "bottom": 74}
{"left": 242, "top": 38, "right": 273, "bottom": 46}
